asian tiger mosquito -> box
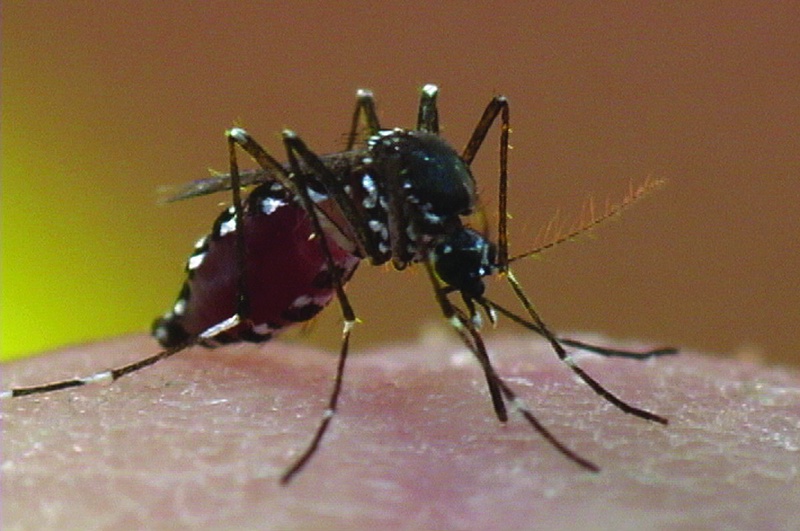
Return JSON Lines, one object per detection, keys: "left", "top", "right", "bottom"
{"left": 3, "top": 84, "right": 676, "bottom": 484}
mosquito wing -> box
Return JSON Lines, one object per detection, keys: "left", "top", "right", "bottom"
{"left": 158, "top": 168, "right": 276, "bottom": 203}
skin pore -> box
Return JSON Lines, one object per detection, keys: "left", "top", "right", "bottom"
{"left": 3, "top": 333, "right": 799, "bottom": 529}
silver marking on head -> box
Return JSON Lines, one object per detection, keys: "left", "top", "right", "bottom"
{"left": 422, "top": 84, "right": 438, "bottom": 97}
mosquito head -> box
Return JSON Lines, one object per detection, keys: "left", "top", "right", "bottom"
{"left": 432, "top": 228, "right": 496, "bottom": 299}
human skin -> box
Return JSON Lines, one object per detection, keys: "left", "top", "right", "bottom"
{"left": 2, "top": 333, "right": 799, "bottom": 530}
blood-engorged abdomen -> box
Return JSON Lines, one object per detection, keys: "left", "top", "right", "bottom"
{"left": 152, "top": 184, "right": 359, "bottom": 348}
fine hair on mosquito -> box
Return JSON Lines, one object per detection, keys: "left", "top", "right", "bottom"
{"left": 3, "top": 84, "right": 677, "bottom": 484}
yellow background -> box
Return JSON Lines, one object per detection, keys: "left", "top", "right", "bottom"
{"left": 3, "top": 3, "right": 798, "bottom": 367}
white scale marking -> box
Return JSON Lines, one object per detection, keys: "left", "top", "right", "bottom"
{"left": 252, "top": 323, "right": 275, "bottom": 335}
{"left": 188, "top": 253, "right": 206, "bottom": 271}
{"left": 200, "top": 314, "right": 241, "bottom": 339}
{"left": 228, "top": 128, "right": 248, "bottom": 142}
{"left": 172, "top": 299, "right": 187, "bottom": 316}
{"left": 218, "top": 216, "right": 237, "bottom": 237}
{"left": 307, "top": 188, "right": 328, "bottom": 204}
{"left": 261, "top": 197, "right": 286, "bottom": 215}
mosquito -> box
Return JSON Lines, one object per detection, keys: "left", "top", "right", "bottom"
{"left": 3, "top": 85, "right": 676, "bottom": 484}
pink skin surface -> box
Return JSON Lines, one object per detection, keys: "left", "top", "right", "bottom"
{"left": 2, "top": 333, "right": 799, "bottom": 530}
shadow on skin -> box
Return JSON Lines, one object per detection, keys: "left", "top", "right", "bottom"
{"left": 2, "top": 333, "right": 799, "bottom": 529}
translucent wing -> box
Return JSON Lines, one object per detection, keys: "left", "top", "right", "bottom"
{"left": 158, "top": 151, "right": 359, "bottom": 204}
{"left": 158, "top": 168, "right": 276, "bottom": 203}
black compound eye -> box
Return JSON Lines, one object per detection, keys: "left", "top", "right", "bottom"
{"left": 433, "top": 229, "right": 495, "bottom": 298}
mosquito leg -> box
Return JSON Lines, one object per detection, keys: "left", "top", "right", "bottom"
{"left": 277, "top": 132, "right": 363, "bottom": 485}
{"left": 423, "top": 261, "right": 507, "bottom": 422}
{"left": 1, "top": 344, "right": 191, "bottom": 399}
{"left": 423, "top": 261, "right": 598, "bottom": 471}
{"left": 461, "top": 95, "right": 509, "bottom": 166}
{"left": 502, "top": 269, "right": 668, "bottom": 425}
{"left": 282, "top": 131, "right": 382, "bottom": 261}
{"left": 416, "top": 84, "right": 440, "bottom": 134}
{"left": 227, "top": 131, "right": 252, "bottom": 324}
{"left": 557, "top": 338, "right": 677, "bottom": 359}
{"left": 484, "top": 299, "right": 677, "bottom": 359}
{"left": 460, "top": 95, "right": 511, "bottom": 267}
{"left": 1, "top": 315, "right": 242, "bottom": 399}
{"left": 346, "top": 88, "right": 382, "bottom": 150}
{"left": 452, "top": 307, "right": 600, "bottom": 472}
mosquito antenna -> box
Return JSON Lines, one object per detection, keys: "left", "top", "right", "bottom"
{"left": 509, "top": 177, "right": 666, "bottom": 264}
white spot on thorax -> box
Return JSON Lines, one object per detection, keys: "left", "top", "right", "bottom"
{"left": 362, "top": 174, "right": 379, "bottom": 209}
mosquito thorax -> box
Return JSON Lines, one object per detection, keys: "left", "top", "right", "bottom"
{"left": 432, "top": 228, "right": 496, "bottom": 299}
{"left": 357, "top": 128, "right": 478, "bottom": 268}
{"left": 366, "top": 129, "right": 475, "bottom": 217}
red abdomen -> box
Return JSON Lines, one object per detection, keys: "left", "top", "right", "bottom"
{"left": 153, "top": 184, "right": 359, "bottom": 347}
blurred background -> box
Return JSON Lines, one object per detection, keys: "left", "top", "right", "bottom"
{"left": 3, "top": 3, "right": 798, "bottom": 367}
